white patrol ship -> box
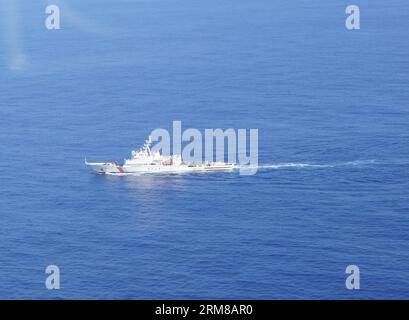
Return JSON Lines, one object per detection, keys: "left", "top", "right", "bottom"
{"left": 85, "top": 136, "right": 235, "bottom": 175}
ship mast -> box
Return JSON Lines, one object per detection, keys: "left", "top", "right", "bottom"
{"left": 143, "top": 136, "right": 152, "bottom": 156}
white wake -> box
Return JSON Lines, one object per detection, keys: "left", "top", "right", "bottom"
{"left": 240, "top": 159, "right": 378, "bottom": 170}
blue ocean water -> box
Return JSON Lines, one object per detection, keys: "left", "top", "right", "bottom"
{"left": 1, "top": 0, "right": 409, "bottom": 299}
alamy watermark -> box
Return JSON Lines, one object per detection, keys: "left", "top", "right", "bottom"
{"left": 43, "top": 4, "right": 361, "bottom": 31}
{"left": 45, "top": 265, "right": 60, "bottom": 290}
{"left": 345, "top": 265, "right": 360, "bottom": 290}
{"left": 45, "top": 5, "right": 61, "bottom": 30}
{"left": 345, "top": 5, "right": 360, "bottom": 30}
{"left": 149, "top": 121, "right": 258, "bottom": 175}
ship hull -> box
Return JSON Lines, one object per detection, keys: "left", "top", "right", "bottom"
{"left": 85, "top": 161, "right": 126, "bottom": 175}
{"left": 86, "top": 161, "right": 235, "bottom": 175}
{"left": 123, "top": 164, "right": 235, "bottom": 174}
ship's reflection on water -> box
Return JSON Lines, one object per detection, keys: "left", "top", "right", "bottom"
{"left": 122, "top": 173, "right": 187, "bottom": 192}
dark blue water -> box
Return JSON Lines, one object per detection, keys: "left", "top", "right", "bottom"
{"left": 1, "top": 0, "right": 409, "bottom": 299}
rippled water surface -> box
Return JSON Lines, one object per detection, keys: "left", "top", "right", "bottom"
{"left": 1, "top": 0, "right": 409, "bottom": 299}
